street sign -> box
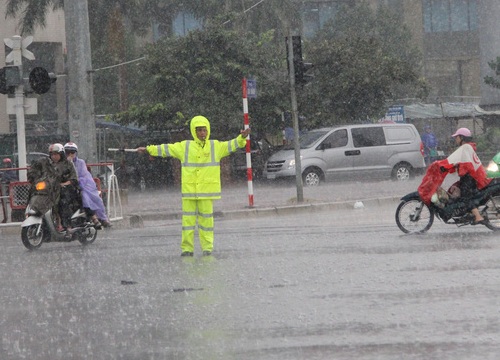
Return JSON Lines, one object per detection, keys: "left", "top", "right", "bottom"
{"left": 4, "top": 35, "right": 35, "bottom": 63}
{"left": 384, "top": 105, "right": 405, "bottom": 123}
{"left": 21, "top": 36, "right": 35, "bottom": 60}
{"left": 6, "top": 97, "right": 38, "bottom": 115}
{"left": 247, "top": 79, "right": 257, "bottom": 99}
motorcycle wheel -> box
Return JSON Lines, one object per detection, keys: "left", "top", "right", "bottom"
{"left": 78, "top": 227, "right": 97, "bottom": 245}
{"left": 395, "top": 199, "right": 434, "bottom": 233}
{"left": 21, "top": 224, "right": 44, "bottom": 250}
{"left": 482, "top": 195, "right": 500, "bottom": 231}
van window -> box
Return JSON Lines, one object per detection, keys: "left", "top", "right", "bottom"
{"left": 352, "top": 127, "right": 386, "bottom": 147}
{"left": 299, "top": 130, "right": 330, "bottom": 149}
{"left": 385, "top": 126, "right": 414, "bottom": 144}
{"left": 321, "top": 129, "right": 348, "bottom": 149}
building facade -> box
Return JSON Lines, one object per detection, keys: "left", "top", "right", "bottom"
{"left": 303, "top": 0, "right": 500, "bottom": 109}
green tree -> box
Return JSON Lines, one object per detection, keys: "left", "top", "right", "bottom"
{"left": 5, "top": 0, "right": 157, "bottom": 35}
{"left": 484, "top": 56, "right": 500, "bottom": 89}
{"left": 5, "top": 0, "right": 427, "bottom": 136}
{"left": 4, "top": 0, "right": 299, "bottom": 121}
{"left": 299, "top": 3, "right": 428, "bottom": 128}
{"left": 112, "top": 24, "right": 287, "bottom": 138}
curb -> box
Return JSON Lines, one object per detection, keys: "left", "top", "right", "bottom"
{"left": 126, "top": 196, "right": 401, "bottom": 226}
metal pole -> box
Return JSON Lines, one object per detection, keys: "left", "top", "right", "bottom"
{"left": 286, "top": 32, "right": 304, "bottom": 203}
{"left": 242, "top": 77, "right": 254, "bottom": 207}
{"left": 10, "top": 36, "right": 27, "bottom": 181}
{"left": 64, "top": 0, "right": 97, "bottom": 163}
{"left": 97, "top": 128, "right": 101, "bottom": 163}
{"left": 104, "top": 128, "right": 107, "bottom": 163}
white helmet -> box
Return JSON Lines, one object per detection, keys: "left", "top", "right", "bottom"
{"left": 64, "top": 142, "right": 78, "bottom": 152}
{"left": 48, "top": 143, "right": 65, "bottom": 154}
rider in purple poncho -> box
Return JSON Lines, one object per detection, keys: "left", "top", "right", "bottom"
{"left": 64, "top": 142, "right": 112, "bottom": 228}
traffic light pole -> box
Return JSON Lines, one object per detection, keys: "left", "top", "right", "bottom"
{"left": 4, "top": 36, "right": 51, "bottom": 181}
{"left": 10, "top": 36, "right": 27, "bottom": 181}
{"left": 286, "top": 32, "right": 304, "bottom": 203}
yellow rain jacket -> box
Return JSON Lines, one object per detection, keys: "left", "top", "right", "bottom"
{"left": 146, "top": 116, "right": 247, "bottom": 199}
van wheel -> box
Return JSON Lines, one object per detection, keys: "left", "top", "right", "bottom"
{"left": 392, "top": 163, "right": 412, "bottom": 181}
{"left": 303, "top": 167, "right": 322, "bottom": 186}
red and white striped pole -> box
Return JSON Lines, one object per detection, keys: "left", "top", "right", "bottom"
{"left": 242, "top": 77, "right": 254, "bottom": 207}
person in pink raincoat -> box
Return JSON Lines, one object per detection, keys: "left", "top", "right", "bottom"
{"left": 64, "top": 142, "right": 112, "bottom": 228}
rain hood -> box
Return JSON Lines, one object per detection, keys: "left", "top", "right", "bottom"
{"left": 190, "top": 115, "right": 210, "bottom": 144}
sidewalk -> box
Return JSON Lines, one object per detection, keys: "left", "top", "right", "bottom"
{"left": 122, "top": 176, "right": 429, "bottom": 222}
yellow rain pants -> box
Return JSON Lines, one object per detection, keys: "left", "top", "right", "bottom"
{"left": 181, "top": 198, "right": 214, "bottom": 253}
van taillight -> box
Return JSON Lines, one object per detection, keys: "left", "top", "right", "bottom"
{"left": 420, "top": 142, "right": 424, "bottom": 156}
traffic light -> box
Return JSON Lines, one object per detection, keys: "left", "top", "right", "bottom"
{"left": 287, "top": 36, "right": 314, "bottom": 85}
{"left": 29, "top": 67, "right": 57, "bottom": 94}
{"left": 299, "top": 62, "right": 314, "bottom": 84}
{"left": 291, "top": 36, "right": 302, "bottom": 83}
{"left": 0, "top": 66, "right": 21, "bottom": 94}
{"left": 0, "top": 66, "right": 56, "bottom": 95}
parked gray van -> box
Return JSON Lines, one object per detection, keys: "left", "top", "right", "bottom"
{"left": 263, "top": 123, "right": 425, "bottom": 186}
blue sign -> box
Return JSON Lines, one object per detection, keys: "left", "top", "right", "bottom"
{"left": 247, "top": 79, "right": 257, "bottom": 99}
{"left": 384, "top": 105, "right": 405, "bottom": 123}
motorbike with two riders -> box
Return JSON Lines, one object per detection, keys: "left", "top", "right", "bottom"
{"left": 21, "top": 176, "right": 99, "bottom": 250}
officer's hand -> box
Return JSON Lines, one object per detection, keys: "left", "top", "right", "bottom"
{"left": 240, "top": 128, "right": 251, "bottom": 138}
{"left": 136, "top": 147, "right": 147, "bottom": 154}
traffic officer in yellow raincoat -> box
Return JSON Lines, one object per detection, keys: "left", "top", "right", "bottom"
{"left": 137, "top": 115, "right": 250, "bottom": 256}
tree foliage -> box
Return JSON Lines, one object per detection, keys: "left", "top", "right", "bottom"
{"left": 113, "top": 3, "right": 427, "bottom": 136}
{"left": 299, "top": 3, "right": 428, "bottom": 128}
{"left": 484, "top": 57, "right": 500, "bottom": 89}
{"left": 5, "top": 0, "right": 63, "bottom": 33}
{"left": 112, "top": 24, "right": 287, "bottom": 137}
{"left": 5, "top": 0, "right": 157, "bottom": 36}
{"left": 5, "top": 0, "right": 298, "bottom": 138}
{"left": 5, "top": 0, "right": 427, "bottom": 137}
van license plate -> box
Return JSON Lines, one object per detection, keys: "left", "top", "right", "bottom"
{"left": 267, "top": 174, "right": 276, "bottom": 179}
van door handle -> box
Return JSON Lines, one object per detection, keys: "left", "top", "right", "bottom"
{"left": 345, "top": 150, "right": 361, "bottom": 156}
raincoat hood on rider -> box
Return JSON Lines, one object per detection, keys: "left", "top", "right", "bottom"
{"left": 190, "top": 116, "right": 210, "bottom": 144}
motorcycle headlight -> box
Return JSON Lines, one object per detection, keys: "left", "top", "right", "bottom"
{"left": 35, "top": 181, "right": 47, "bottom": 191}
{"left": 487, "top": 161, "right": 499, "bottom": 173}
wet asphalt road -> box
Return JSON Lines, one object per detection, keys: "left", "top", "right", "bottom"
{"left": 1, "top": 203, "right": 500, "bottom": 359}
